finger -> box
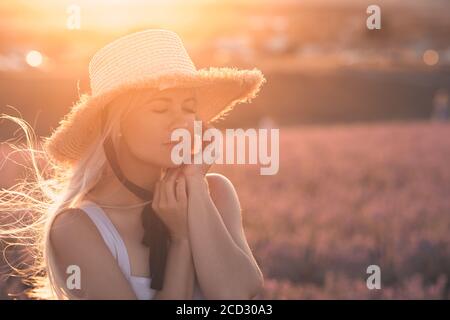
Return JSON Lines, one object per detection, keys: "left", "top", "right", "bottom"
{"left": 158, "top": 179, "right": 167, "bottom": 207}
{"left": 175, "top": 176, "right": 187, "bottom": 204}
{"left": 202, "top": 121, "right": 217, "bottom": 149}
{"left": 161, "top": 168, "right": 169, "bottom": 180}
{"left": 204, "top": 121, "right": 215, "bottom": 131}
{"left": 152, "top": 181, "right": 161, "bottom": 211}
{"left": 164, "top": 167, "right": 179, "bottom": 184}
{"left": 164, "top": 168, "right": 180, "bottom": 204}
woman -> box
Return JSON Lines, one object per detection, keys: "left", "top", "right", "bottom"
{"left": 0, "top": 29, "right": 266, "bottom": 299}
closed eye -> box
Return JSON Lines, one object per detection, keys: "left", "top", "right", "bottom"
{"left": 152, "top": 108, "right": 168, "bottom": 113}
{"left": 145, "top": 98, "right": 170, "bottom": 113}
{"left": 183, "top": 98, "right": 197, "bottom": 113}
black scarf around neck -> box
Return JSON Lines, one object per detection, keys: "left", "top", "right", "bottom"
{"left": 101, "top": 107, "right": 168, "bottom": 291}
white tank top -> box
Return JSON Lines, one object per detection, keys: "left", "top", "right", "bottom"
{"left": 79, "top": 200, "right": 204, "bottom": 300}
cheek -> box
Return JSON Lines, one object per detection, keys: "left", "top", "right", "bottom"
{"left": 121, "top": 113, "right": 165, "bottom": 157}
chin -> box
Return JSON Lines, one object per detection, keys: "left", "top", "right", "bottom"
{"left": 160, "top": 147, "right": 189, "bottom": 169}
{"left": 164, "top": 162, "right": 183, "bottom": 169}
{"left": 161, "top": 157, "right": 183, "bottom": 169}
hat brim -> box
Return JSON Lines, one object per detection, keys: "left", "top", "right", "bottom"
{"left": 43, "top": 66, "right": 266, "bottom": 165}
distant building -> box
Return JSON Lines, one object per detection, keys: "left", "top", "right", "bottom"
{"left": 431, "top": 89, "right": 449, "bottom": 121}
{"left": 214, "top": 35, "right": 254, "bottom": 64}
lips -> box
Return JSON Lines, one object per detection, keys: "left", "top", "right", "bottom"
{"left": 163, "top": 141, "right": 179, "bottom": 146}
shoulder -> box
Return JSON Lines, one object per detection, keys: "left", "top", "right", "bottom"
{"left": 49, "top": 207, "right": 137, "bottom": 298}
{"left": 206, "top": 173, "right": 240, "bottom": 205}
{"left": 49, "top": 208, "right": 107, "bottom": 261}
{"left": 205, "top": 173, "right": 241, "bottom": 223}
{"left": 204, "top": 173, "right": 257, "bottom": 265}
{"left": 206, "top": 172, "right": 235, "bottom": 190}
{"left": 51, "top": 208, "right": 93, "bottom": 232}
{"left": 50, "top": 208, "right": 96, "bottom": 244}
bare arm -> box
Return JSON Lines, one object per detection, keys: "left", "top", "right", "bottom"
{"left": 152, "top": 238, "right": 196, "bottom": 300}
{"left": 50, "top": 209, "right": 137, "bottom": 299}
{"left": 186, "top": 173, "right": 264, "bottom": 300}
{"left": 151, "top": 169, "right": 197, "bottom": 299}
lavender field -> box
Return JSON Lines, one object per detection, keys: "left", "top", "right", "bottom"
{"left": 1, "top": 120, "right": 450, "bottom": 299}
{"left": 212, "top": 120, "right": 450, "bottom": 299}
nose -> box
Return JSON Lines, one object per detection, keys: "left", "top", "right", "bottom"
{"left": 166, "top": 118, "right": 192, "bottom": 144}
{"left": 168, "top": 113, "right": 192, "bottom": 136}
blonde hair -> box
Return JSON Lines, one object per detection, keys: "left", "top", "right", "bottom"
{"left": 0, "top": 90, "right": 144, "bottom": 299}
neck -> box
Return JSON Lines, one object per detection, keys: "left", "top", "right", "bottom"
{"left": 86, "top": 137, "right": 162, "bottom": 208}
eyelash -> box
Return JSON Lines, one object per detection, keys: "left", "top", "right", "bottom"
{"left": 152, "top": 108, "right": 168, "bottom": 113}
{"left": 151, "top": 108, "right": 195, "bottom": 114}
{"left": 183, "top": 99, "right": 197, "bottom": 113}
{"left": 183, "top": 107, "right": 196, "bottom": 113}
{"left": 148, "top": 101, "right": 196, "bottom": 113}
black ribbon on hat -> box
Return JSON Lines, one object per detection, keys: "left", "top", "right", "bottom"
{"left": 100, "top": 105, "right": 169, "bottom": 290}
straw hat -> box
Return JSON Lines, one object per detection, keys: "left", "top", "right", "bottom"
{"left": 43, "top": 29, "right": 266, "bottom": 165}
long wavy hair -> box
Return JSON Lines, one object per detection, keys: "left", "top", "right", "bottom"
{"left": 0, "top": 90, "right": 144, "bottom": 299}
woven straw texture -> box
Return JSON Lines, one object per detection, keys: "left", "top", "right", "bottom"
{"left": 43, "top": 29, "right": 266, "bottom": 165}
